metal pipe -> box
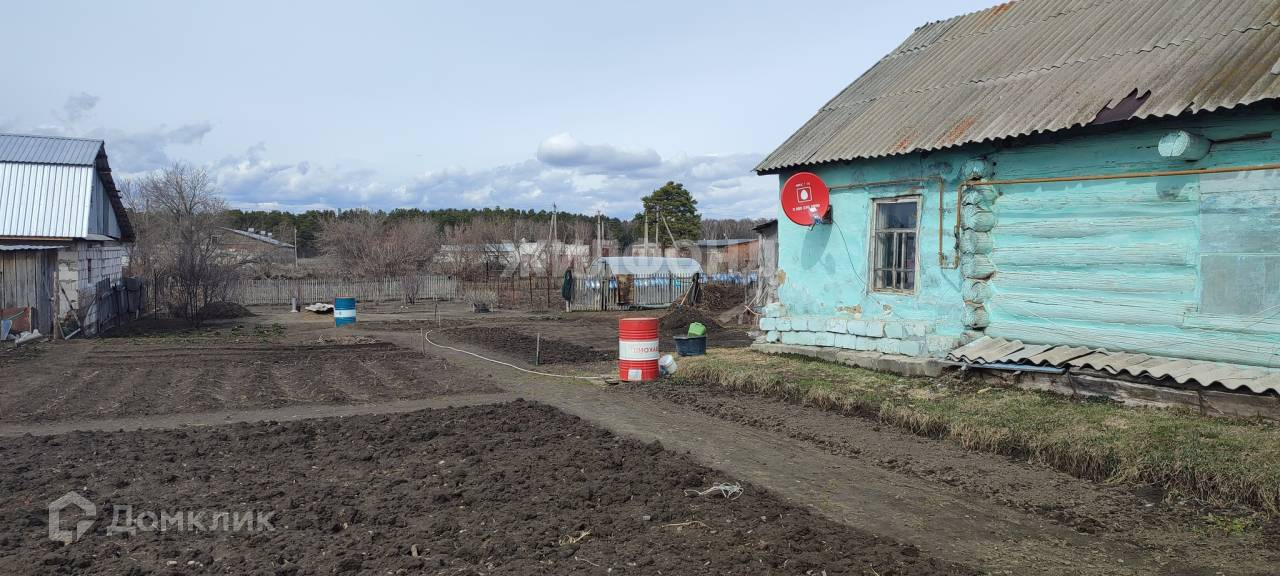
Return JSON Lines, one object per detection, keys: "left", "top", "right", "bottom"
{"left": 955, "top": 162, "right": 1280, "bottom": 247}
{"left": 829, "top": 176, "right": 954, "bottom": 268}
{"left": 964, "top": 361, "right": 1067, "bottom": 374}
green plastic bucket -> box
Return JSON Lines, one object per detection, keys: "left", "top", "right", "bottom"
{"left": 687, "top": 322, "right": 706, "bottom": 337}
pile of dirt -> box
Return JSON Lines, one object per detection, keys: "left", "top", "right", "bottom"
{"left": 660, "top": 305, "right": 725, "bottom": 336}
{"left": 0, "top": 402, "right": 980, "bottom": 575}
{"left": 197, "top": 301, "right": 254, "bottom": 319}
{"left": 448, "top": 325, "right": 614, "bottom": 364}
{"left": 697, "top": 282, "right": 750, "bottom": 311}
{"left": 313, "top": 334, "right": 381, "bottom": 345}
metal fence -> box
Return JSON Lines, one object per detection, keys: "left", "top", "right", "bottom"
{"left": 233, "top": 275, "right": 459, "bottom": 305}
{"left": 565, "top": 273, "right": 703, "bottom": 311}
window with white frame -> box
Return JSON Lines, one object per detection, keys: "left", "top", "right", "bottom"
{"left": 871, "top": 197, "right": 919, "bottom": 293}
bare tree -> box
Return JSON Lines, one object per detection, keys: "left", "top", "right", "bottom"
{"left": 700, "top": 218, "right": 770, "bottom": 240}
{"left": 437, "top": 215, "right": 539, "bottom": 279}
{"left": 132, "top": 164, "right": 242, "bottom": 325}
{"left": 120, "top": 178, "right": 159, "bottom": 279}
{"left": 386, "top": 218, "right": 441, "bottom": 303}
{"left": 317, "top": 213, "right": 441, "bottom": 302}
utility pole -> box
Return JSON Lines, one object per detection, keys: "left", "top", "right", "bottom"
{"left": 293, "top": 226, "right": 299, "bottom": 266}
{"left": 655, "top": 206, "right": 662, "bottom": 255}
{"left": 548, "top": 203, "right": 557, "bottom": 274}
{"left": 643, "top": 209, "right": 649, "bottom": 255}
{"left": 660, "top": 210, "right": 678, "bottom": 250}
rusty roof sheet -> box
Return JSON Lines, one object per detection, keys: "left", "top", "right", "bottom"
{"left": 948, "top": 336, "right": 1280, "bottom": 394}
{"left": 757, "top": 0, "right": 1280, "bottom": 173}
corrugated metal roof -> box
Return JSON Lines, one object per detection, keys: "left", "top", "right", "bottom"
{"left": 0, "top": 244, "right": 65, "bottom": 251}
{"left": 950, "top": 336, "right": 1280, "bottom": 394}
{"left": 757, "top": 0, "right": 1280, "bottom": 172}
{"left": 0, "top": 133, "right": 103, "bottom": 166}
{"left": 222, "top": 228, "right": 296, "bottom": 248}
{"left": 696, "top": 239, "right": 755, "bottom": 247}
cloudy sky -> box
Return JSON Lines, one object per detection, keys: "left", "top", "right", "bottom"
{"left": 2, "top": 0, "right": 992, "bottom": 218}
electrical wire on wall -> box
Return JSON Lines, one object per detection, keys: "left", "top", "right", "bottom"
{"left": 824, "top": 203, "right": 935, "bottom": 322}
{"left": 827, "top": 216, "right": 884, "bottom": 310}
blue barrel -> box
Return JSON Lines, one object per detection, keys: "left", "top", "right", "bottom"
{"left": 334, "top": 296, "right": 356, "bottom": 326}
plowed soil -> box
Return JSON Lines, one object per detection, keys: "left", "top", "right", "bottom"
{"left": 372, "top": 311, "right": 756, "bottom": 365}
{"left": 444, "top": 325, "right": 615, "bottom": 365}
{"left": 0, "top": 401, "right": 978, "bottom": 575}
{"left": 0, "top": 329, "right": 497, "bottom": 423}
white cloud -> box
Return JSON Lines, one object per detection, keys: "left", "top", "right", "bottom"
{"left": 9, "top": 92, "right": 213, "bottom": 174}
{"left": 210, "top": 139, "right": 777, "bottom": 218}
{"left": 462, "top": 185, "right": 494, "bottom": 203}
{"left": 536, "top": 133, "right": 662, "bottom": 173}
{"left": 95, "top": 122, "right": 214, "bottom": 172}
{"left": 4, "top": 94, "right": 777, "bottom": 218}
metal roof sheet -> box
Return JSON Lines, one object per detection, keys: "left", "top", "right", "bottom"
{"left": 696, "top": 239, "right": 756, "bottom": 247}
{"left": 0, "top": 133, "right": 102, "bottom": 166}
{"left": 0, "top": 244, "right": 65, "bottom": 251}
{"left": 222, "top": 228, "right": 296, "bottom": 248}
{"left": 949, "top": 336, "right": 1280, "bottom": 394}
{"left": 0, "top": 163, "right": 97, "bottom": 238}
{"left": 757, "top": 0, "right": 1280, "bottom": 172}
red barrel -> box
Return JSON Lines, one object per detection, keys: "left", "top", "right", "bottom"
{"left": 618, "top": 318, "right": 660, "bottom": 381}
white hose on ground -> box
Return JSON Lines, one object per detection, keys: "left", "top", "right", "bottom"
{"left": 422, "top": 331, "right": 605, "bottom": 381}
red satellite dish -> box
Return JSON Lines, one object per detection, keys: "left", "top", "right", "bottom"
{"left": 780, "top": 172, "right": 830, "bottom": 226}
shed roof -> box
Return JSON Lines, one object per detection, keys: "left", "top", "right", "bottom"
{"left": 221, "top": 228, "right": 295, "bottom": 248}
{"left": 757, "top": 0, "right": 1280, "bottom": 173}
{"left": 0, "top": 133, "right": 104, "bottom": 165}
{"left": 0, "top": 133, "right": 134, "bottom": 241}
{"left": 695, "top": 238, "right": 755, "bottom": 248}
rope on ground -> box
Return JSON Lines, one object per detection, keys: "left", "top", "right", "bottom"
{"left": 683, "top": 482, "right": 743, "bottom": 499}
{"left": 422, "top": 331, "right": 605, "bottom": 382}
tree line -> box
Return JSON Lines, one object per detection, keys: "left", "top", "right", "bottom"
{"left": 227, "top": 207, "right": 631, "bottom": 258}
{"left": 227, "top": 183, "right": 767, "bottom": 257}
{"left": 124, "top": 164, "right": 769, "bottom": 323}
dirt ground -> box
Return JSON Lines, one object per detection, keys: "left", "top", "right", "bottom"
{"left": 0, "top": 321, "right": 498, "bottom": 423}
{"left": 2, "top": 302, "right": 1275, "bottom": 574}
{"left": 0, "top": 401, "right": 976, "bottom": 575}
{"left": 353, "top": 307, "right": 754, "bottom": 371}
{"left": 444, "top": 326, "right": 616, "bottom": 365}
{"left": 618, "top": 379, "right": 1280, "bottom": 575}
{"left": 346, "top": 303, "right": 1278, "bottom": 574}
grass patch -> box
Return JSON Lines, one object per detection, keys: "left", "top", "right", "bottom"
{"left": 1198, "top": 514, "right": 1254, "bottom": 537}
{"left": 676, "top": 349, "right": 1280, "bottom": 512}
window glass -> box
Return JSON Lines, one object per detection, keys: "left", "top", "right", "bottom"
{"left": 871, "top": 199, "right": 919, "bottom": 292}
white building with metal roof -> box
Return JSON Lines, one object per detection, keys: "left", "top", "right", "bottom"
{"left": 0, "top": 133, "right": 135, "bottom": 336}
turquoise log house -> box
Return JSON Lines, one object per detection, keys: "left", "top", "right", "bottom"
{"left": 754, "top": 0, "right": 1280, "bottom": 385}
